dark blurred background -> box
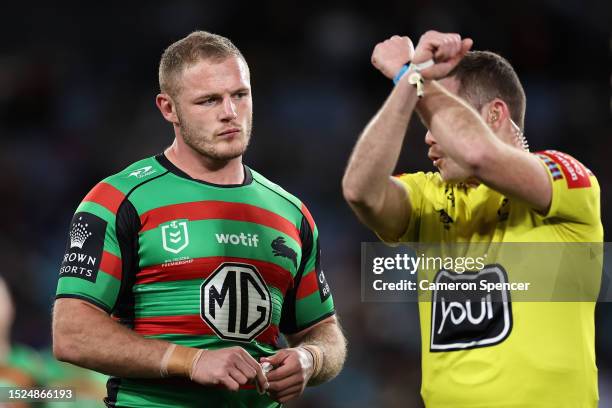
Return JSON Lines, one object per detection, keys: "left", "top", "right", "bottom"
{"left": 1, "top": 1, "right": 610, "bottom": 406}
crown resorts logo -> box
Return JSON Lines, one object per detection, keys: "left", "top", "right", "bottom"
{"left": 69, "top": 216, "right": 92, "bottom": 249}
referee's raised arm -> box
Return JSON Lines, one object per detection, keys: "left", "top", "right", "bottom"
{"left": 342, "top": 32, "right": 470, "bottom": 241}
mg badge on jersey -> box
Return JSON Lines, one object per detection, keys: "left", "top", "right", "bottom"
{"left": 161, "top": 220, "right": 190, "bottom": 254}
{"left": 430, "top": 264, "right": 513, "bottom": 352}
{"left": 201, "top": 262, "right": 272, "bottom": 342}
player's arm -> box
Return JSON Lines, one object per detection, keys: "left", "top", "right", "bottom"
{"left": 264, "top": 207, "right": 345, "bottom": 403}
{"left": 285, "top": 315, "right": 346, "bottom": 386}
{"left": 262, "top": 316, "right": 346, "bottom": 403}
{"left": 52, "top": 298, "right": 169, "bottom": 377}
{"left": 342, "top": 36, "right": 418, "bottom": 240}
{"left": 417, "top": 80, "right": 552, "bottom": 211}
{"left": 52, "top": 298, "right": 268, "bottom": 392}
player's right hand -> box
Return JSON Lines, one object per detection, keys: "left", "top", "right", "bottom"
{"left": 371, "top": 35, "right": 415, "bottom": 80}
{"left": 412, "top": 30, "right": 472, "bottom": 79}
{"left": 190, "top": 346, "right": 268, "bottom": 392}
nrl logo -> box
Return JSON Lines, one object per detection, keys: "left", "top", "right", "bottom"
{"left": 128, "top": 166, "right": 156, "bottom": 179}
{"left": 161, "top": 220, "right": 190, "bottom": 254}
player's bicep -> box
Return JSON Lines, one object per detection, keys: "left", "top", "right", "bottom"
{"left": 478, "top": 145, "right": 552, "bottom": 212}
{"left": 56, "top": 198, "right": 124, "bottom": 313}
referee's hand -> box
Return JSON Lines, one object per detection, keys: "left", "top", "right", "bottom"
{"left": 190, "top": 347, "right": 268, "bottom": 392}
{"left": 413, "top": 30, "right": 473, "bottom": 79}
{"left": 371, "top": 35, "right": 415, "bottom": 80}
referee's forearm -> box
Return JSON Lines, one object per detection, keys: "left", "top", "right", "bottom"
{"left": 416, "top": 80, "right": 497, "bottom": 171}
{"left": 52, "top": 298, "right": 171, "bottom": 378}
{"left": 342, "top": 77, "right": 418, "bottom": 207}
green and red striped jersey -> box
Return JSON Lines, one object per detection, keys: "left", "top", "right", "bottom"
{"left": 55, "top": 154, "right": 335, "bottom": 408}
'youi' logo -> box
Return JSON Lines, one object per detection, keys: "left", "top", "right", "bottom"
{"left": 430, "top": 265, "right": 513, "bottom": 352}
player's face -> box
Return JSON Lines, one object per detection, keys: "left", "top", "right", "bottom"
{"left": 173, "top": 56, "right": 253, "bottom": 161}
{"left": 425, "top": 76, "right": 473, "bottom": 182}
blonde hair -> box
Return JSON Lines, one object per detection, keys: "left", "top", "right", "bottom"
{"left": 158, "top": 31, "right": 244, "bottom": 97}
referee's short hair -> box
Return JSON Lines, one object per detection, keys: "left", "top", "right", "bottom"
{"left": 159, "top": 31, "right": 245, "bottom": 97}
{"left": 448, "top": 51, "right": 526, "bottom": 129}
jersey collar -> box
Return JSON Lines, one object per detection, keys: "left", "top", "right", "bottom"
{"left": 155, "top": 153, "right": 253, "bottom": 188}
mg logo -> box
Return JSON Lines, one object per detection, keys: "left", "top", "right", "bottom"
{"left": 161, "top": 220, "right": 190, "bottom": 254}
{"left": 201, "top": 263, "right": 272, "bottom": 342}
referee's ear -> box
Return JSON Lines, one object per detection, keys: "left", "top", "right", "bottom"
{"left": 156, "top": 93, "right": 179, "bottom": 125}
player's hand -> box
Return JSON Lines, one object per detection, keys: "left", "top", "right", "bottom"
{"left": 260, "top": 347, "right": 314, "bottom": 403}
{"left": 190, "top": 347, "right": 268, "bottom": 392}
{"left": 412, "top": 30, "right": 473, "bottom": 79}
{"left": 371, "top": 35, "right": 415, "bottom": 80}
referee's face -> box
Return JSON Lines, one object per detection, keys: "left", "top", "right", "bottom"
{"left": 173, "top": 56, "right": 253, "bottom": 161}
{"left": 425, "top": 77, "right": 473, "bottom": 182}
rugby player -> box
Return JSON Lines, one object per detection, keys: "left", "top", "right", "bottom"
{"left": 343, "top": 31, "right": 603, "bottom": 407}
{"left": 53, "top": 31, "right": 346, "bottom": 407}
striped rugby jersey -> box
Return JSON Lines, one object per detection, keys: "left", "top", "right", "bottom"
{"left": 56, "top": 153, "right": 335, "bottom": 408}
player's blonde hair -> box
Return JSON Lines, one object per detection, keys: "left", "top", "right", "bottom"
{"left": 448, "top": 51, "right": 526, "bottom": 129}
{"left": 159, "top": 31, "right": 245, "bottom": 97}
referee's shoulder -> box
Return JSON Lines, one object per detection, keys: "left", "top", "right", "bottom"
{"left": 394, "top": 171, "right": 443, "bottom": 186}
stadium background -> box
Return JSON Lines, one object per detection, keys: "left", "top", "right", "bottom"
{"left": 1, "top": 1, "right": 610, "bottom": 406}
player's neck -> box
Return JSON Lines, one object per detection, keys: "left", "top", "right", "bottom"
{"left": 164, "top": 141, "right": 245, "bottom": 185}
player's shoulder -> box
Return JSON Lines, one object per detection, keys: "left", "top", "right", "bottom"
{"left": 534, "top": 149, "right": 598, "bottom": 187}
{"left": 97, "top": 156, "right": 168, "bottom": 195}
{"left": 77, "top": 156, "right": 167, "bottom": 215}
{"left": 250, "top": 167, "right": 304, "bottom": 207}
{"left": 249, "top": 167, "right": 316, "bottom": 225}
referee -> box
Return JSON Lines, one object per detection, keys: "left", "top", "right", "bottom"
{"left": 343, "top": 31, "right": 603, "bottom": 407}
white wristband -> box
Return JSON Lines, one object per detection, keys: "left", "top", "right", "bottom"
{"left": 412, "top": 59, "right": 434, "bottom": 71}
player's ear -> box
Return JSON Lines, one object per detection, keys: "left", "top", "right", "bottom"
{"left": 156, "top": 93, "right": 179, "bottom": 124}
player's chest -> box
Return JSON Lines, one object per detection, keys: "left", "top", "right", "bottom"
{"left": 136, "top": 200, "right": 302, "bottom": 271}
{"left": 132, "top": 204, "right": 303, "bottom": 312}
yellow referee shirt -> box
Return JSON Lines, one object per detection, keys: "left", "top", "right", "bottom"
{"left": 394, "top": 150, "right": 603, "bottom": 408}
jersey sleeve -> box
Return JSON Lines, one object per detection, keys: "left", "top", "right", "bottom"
{"left": 55, "top": 181, "right": 129, "bottom": 313}
{"left": 279, "top": 204, "right": 335, "bottom": 335}
{"left": 377, "top": 172, "right": 429, "bottom": 243}
{"left": 534, "top": 150, "right": 600, "bottom": 225}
